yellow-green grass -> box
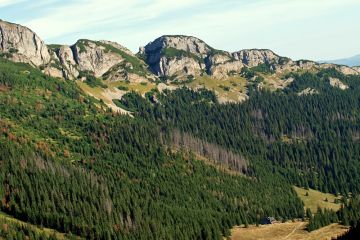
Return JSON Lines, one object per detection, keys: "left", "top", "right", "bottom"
{"left": 229, "top": 221, "right": 348, "bottom": 240}
{"left": 259, "top": 73, "right": 292, "bottom": 91}
{"left": 78, "top": 80, "right": 156, "bottom": 103}
{"left": 0, "top": 211, "right": 72, "bottom": 239}
{"left": 294, "top": 186, "right": 342, "bottom": 213}
{"left": 106, "top": 80, "right": 156, "bottom": 95}
{"left": 186, "top": 75, "right": 247, "bottom": 102}
{"left": 77, "top": 81, "right": 129, "bottom": 114}
{"left": 77, "top": 81, "right": 107, "bottom": 102}
{"left": 79, "top": 75, "right": 248, "bottom": 104}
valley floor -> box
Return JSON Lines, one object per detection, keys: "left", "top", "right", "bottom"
{"left": 229, "top": 222, "right": 349, "bottom": 240}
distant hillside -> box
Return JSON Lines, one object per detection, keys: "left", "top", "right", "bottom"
{"left": 322, "top": 54, "right": 360, "bottom": 67}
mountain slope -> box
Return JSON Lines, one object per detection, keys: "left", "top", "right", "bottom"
{"left": 0, "top": 58, "right": 304, "bottom": 239}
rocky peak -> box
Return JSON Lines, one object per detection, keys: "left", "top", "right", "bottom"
{"left": 143, "top": 35, "right": 211, "bottom": 57}
{"left": 51, "top": 39, "right": 155, "bottom": 82}
{"left": 141, "top": 36, "right": 286, "bottom": 80}
{"left": 71, "top": 39, "right": 125, "bottom": 77}
{"left": 0, "top": 20, "right": 51, "bottom": 66}
{"left": 142, "top": 35, "right": 215, "bottom": 79}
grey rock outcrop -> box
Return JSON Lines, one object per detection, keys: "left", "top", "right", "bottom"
{"left": 0, "top": 20, "right": 51, "bottom": 66}
{"left": 329, "top": 77, "right": 349, "bottom": 90}
{"left": 142, "top": 35, "right": 212, "bottom": 79}
{"left": 158, "top": 56, "right": 205, "bottom": 77}
{"left": 144, "top": 35, "right": 211, "bottom": 58}
{"left": 206, "top": 53, "right": 244, "bottom": 79}
{"left": 56, "top": 45, "right": 79, "bottom": 79}
{"left": 142, "top": 36, "right": 286, "bottom": 80}
{"left": 142, "top": 35, "right": 360, "bottom": 81}
{"left": 49, "top": 40, "right": 156, "bottom": 82}
{"left": 72, "top": 40, "right": 125, "bottom": 78}
{"left": 232, "top": 49, "right": 280, "bottom": 67}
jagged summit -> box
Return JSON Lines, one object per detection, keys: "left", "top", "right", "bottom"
{"left": 141, "top": 35, "right": 291, "bottom": 80}
{"left": 140, "top": 35, "right": 210, "bottom": 78}
{"left": 1, "top": 20, "right": 359, "bottom": 82}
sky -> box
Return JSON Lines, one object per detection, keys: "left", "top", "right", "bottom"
{"left": 0, "top": 0, "right": 359, "bottom": 61}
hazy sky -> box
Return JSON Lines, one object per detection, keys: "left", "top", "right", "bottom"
{"left": 1, "top": 0, "right": 359, "bottom": 60}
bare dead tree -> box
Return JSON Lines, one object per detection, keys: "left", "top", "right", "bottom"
{"left": 166, "top": 130, "right": 248, "bottom": 174}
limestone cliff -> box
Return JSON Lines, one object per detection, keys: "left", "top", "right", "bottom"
{"left": 50, "top": 39, "right": 156, "bottom": 82}
{"left": 141, "top": 35, "right": 212, "bottom": 79}
{"left": 0, "top": 20, "right": 51, "bottom": 66}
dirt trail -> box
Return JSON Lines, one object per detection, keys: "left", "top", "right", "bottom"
{"left": 283, "top": 222, "right": 305, "bottom": 239}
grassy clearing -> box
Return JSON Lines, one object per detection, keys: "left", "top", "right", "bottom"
{"left": 259, "top": 73, "right": 293, "bottom": 91}
{"left": 186, "top": 75, "right": 248, "bottom": 102}
{"left": 77, "top": 81, "right": 105, "bottom": 100}
{"left": 78, "top": 73, "right": 248, "bottom": 105}
{"left": 229, "top": 221, "right": 348, "bottom": 240}
{"left": 294, "top": 186, "right": 342, "bottom": 213}
{"left": 77, "top": 81, "right": 130, "bottom": 114}
{"left": 0, "top": 211, "right": 70, "bottom": 239}
{"left": 106, "top": 80, "right": 156, "bottom": 96}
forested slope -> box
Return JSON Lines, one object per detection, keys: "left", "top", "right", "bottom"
{"left": 0, "top": 58, "right": 304, "bottom": 239}
{"left": 128, "top": 68, "right": 360, "bottom": 195}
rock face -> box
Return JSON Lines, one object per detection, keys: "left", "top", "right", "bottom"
{"left": 329, "top": 77, "right": 349, "bottom": 90}
{"left": 0, "top": 20, "right": 51, "bottom": 66}
{"left": 144, "top": 35, "right": 211, "bottom": 59}
{"left": 142, "top": 36, "right": 295, "bottom": 80}
{"left": 232, "top": 49, "right": 280, "bottom": 67}
{"left": 141, "top": 35, "right": 212, "bottom": 79}
{"left": 0, "top": 20, "right": 155, "bottom": 82}
{"left": 143, "top": 35, "right": 245, "bottom": 80}
{"left": 142, "top": 35, "right": 360, "bottom": 81}
{"left": 56, "top": 45, "right": 79, "bottom": 79}
{"left": 72, "top": 40, "right": 125, "bottom": 78}
{"left": 49, "top": 40, "right": 156, "bottom": 82}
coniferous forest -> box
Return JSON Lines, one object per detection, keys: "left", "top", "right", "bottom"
{"left": 1, "top": 58, "right": 360, "bottom": 239}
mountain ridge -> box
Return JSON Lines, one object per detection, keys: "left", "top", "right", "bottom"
{"left": 1, "top": 19, "right": 359, "bottom": 80}
{"left": 1, "top": 19, "right": 360, "bottom": 108}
